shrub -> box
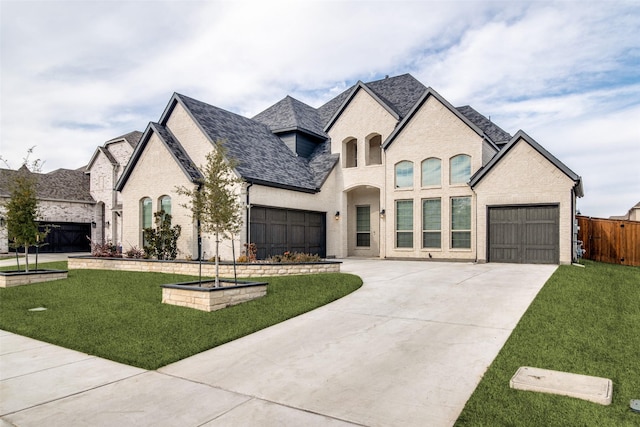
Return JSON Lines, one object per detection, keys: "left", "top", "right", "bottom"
{"left": 124, "top": 246, "right": 145, "bottom": 259}
{"left": 89, "top": 239, "right": 120, "bottom": 257}
{"left": 267, "top": 251, "right": 321, "bottom": 263}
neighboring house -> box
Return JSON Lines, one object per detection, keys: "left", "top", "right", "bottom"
{"left": 610, "top": 202, "right": 640, "bottom": 221}
{"left": 97, "top": 73, "right": 582, "bottom": 264}
{"left": 0, "top": 166, "right": 94, "bottom": 253}
{"left": 85, "top": 131, "right": 142, "bottom": 247}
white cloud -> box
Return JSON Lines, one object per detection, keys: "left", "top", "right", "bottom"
{"left": 1, "top": 0, "right": 638, "bottom": 217}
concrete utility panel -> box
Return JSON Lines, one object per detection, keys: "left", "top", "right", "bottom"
{"left": 510, "top": 366, "right": 613, "bottom": 405}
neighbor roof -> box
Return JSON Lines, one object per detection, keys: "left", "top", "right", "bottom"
{"left": 0, "top": 167, "right": 94, "bottom": 202}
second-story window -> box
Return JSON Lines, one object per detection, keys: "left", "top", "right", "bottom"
{"left": 395, "top": 161, "right": 413, "bottom": 188}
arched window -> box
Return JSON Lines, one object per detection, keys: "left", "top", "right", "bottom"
{"left": 140, "top": 197, "right": 152, "bottom": 246}
{"left": 421, "top": 158, "right": 441, "bottom": 187}
{"left": 159, "top": 195, "right": 171, "bottom": 219}
{"left": 395, "top": 161, "right": 413, "bottom": 188}
{"left": 344, "top": 137, "right": 358, "bottom": 168}
{"left": 450, "top": 154, "right": 471, "bottom": 184}
{"left": 366, "top": 134, "right": 382, "bottom": 165}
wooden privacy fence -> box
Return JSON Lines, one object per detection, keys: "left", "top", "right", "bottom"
{"left": 577, "top": 216, "right": 640, "bottom": 266}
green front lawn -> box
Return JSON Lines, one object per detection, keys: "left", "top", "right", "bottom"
{"left": 456, "top": 260, "right": 640, "bottom": 426}
{"left": 0, "top": 261, "right": 362, "bottom": 369}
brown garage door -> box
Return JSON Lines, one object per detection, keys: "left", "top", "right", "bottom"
{"left": 250, "top": 206, "right": 326, "bottom": 259}
{"left": 488, "top": 205, "right": 559, "bottom": 264}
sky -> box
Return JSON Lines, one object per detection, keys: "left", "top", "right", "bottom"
{"left": 1, "top": 0, "right": 638, "bottom": 219}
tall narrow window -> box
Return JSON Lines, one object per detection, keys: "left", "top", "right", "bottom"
{"left": 345, "top": 138, "right": 357, "bottom": 168}
{"left": 141, "top": 197, "right": 152, "bottom": 246}
{"left": 356, "top": 205, "right": 371, "bottom": 247}
{"left": 396, "top": 200, "right": 413, "bottom": 248}
{"left": 450, "top": 154, "right": 471, "bottom": 184}
{"left": 422, "top": 198, "right": 441, "bottom": 248}
{"left": 159, "top": 196, "right": 171, "bottom": 222}
{"left": 451, "top": 196, "right": 471, "bottom": 248}
{"left": 366, "top": 134, "right": 382, "bottom": 165}
{"left": 421, "top": 158, "right": 441, "bottom": 187}
{"left": 395, "top": 161, "right": 413, "bottom": 188}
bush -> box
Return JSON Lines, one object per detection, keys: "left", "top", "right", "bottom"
{"left": 89, "top": 239, "right": 120, "bottom": 257}
{"left": 124, "top": 246, "right": 145, "bottom": 259}
{"left": 267, "top": 251, "right": 321, "bottom": 263}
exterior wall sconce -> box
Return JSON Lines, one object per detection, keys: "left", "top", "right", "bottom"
{"left": 91, "top": 221, "right": 97, "bottom": 228}
{"left": 380, "top": 209, "right": 386, "bottom": 218}
{"left": 105, "top": 221, "right": 110, "bottom": 227}
{"left": 335, "top": 211, "right": 340, "bottom": 220}
{"left": 0, "top": 217, "right": 5, "bottom": 227}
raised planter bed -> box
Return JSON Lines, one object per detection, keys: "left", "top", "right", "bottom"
{"left": 0, "top": 269, "right": 68, "bottom": 288}
{"left": 68, "top": 256, "right": 340, "bottom": 277}
{"left": 161, "top": 280, "right": 268, "bottom": 312}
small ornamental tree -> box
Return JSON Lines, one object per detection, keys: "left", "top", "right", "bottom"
{"left": 143, "top": 211, "right": 182, "bottom": 260}
{"left": 177, "top": 143, "right": 243, "bottom": 286}
{"left": 5, "top": 167, "right": 44, "bottom": 271}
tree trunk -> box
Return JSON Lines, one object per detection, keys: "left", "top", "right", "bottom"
{"left": 215, "top": 231, "right": 220, "bottom": 287}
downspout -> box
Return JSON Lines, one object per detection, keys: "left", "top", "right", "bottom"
{"left": 245, "top": 182, "right": 253, "bottom": 247}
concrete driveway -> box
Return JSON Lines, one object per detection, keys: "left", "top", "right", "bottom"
{"left": 1, "top": 259, "right": 556, "bottom": 426}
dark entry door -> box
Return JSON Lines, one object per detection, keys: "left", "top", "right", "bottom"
{"left": 250, "top": 206, "right": 326, "bottom": 259}
{"left": 488, "top": 205, "right": 559, "bottom": 264}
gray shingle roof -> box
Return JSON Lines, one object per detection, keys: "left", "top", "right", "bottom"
{"left": 150, "top": 123, "right": 202, "bottom": 182}
{"left": 456, "top": 106, "right": 511, "bottom": 144}
{"left": 0, "top": 167, "right": 93, "bottom": 202}
{"left": 252, "top": 96, "right": 327, "bottom": 138}
{"left": 175, "top": 94, "right": 328, "bottom": 192}
{"left": 106, "top": 130, "right": 143, "bottom": 148}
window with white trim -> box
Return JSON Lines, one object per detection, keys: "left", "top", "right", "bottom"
{"left": 141, "top": 197, "right": 152, "bottom": 246}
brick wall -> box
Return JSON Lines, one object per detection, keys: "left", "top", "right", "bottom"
{"left": 68, "top": 256, "right": 341, "bottom": 277}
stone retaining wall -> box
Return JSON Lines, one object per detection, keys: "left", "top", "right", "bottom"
{"left": 68, "top": 256, "right": 340, "bottom": 277}
{"left": 0, "top": 270, "right": 68, "bottom": 288}
{"left": 161, "top": 281, "right": 268, "bottom": 312}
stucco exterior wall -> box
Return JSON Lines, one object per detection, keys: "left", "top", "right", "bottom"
{"left": 474, "top": 140, "right": 577, "bottom": 264}
{"left": 383, "top": 96, "right": 483, "bottom": 260}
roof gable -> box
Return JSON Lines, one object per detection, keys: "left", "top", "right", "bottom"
{"left": 164, "top": 93, "right": 333, "bottom": 193}
{"left": 469, "top": 130, "right": 583, "bottom": 197}
{"left": 383, "top": 87, "right": 495, "bottom": 150}
{"left": 115, "top": 122, "right": 202, "bottom": 191}
{"left": 324, "top": 81, "right": 402, "bottom": 133}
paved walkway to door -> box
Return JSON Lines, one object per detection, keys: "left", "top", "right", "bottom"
{"left": 1, "top": 259, "right": 556, "bottom": 426}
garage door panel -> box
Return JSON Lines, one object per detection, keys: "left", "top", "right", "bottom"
{"left": 489, "top": 205, "right": 559, "bottom": 264}
{"left": 250, "top": 207, "right": 326, "bottom": 259}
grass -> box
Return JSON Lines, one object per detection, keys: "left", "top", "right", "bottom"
{"left": 455, "top": 260, "right": 640, "bottom": 426}
{"left": 0, "top": 261, "right": 362, "bottom": 370}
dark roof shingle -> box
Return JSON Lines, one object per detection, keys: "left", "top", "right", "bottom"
{"left": 0, "top": 167, "right": 93, "bottom": 202}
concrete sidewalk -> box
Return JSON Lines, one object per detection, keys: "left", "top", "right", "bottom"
{"left": 0, "top": 259, "right": 557, "bottom": 426}
{"left": 0, "top": 253, "right": 88, "bottom": 268}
